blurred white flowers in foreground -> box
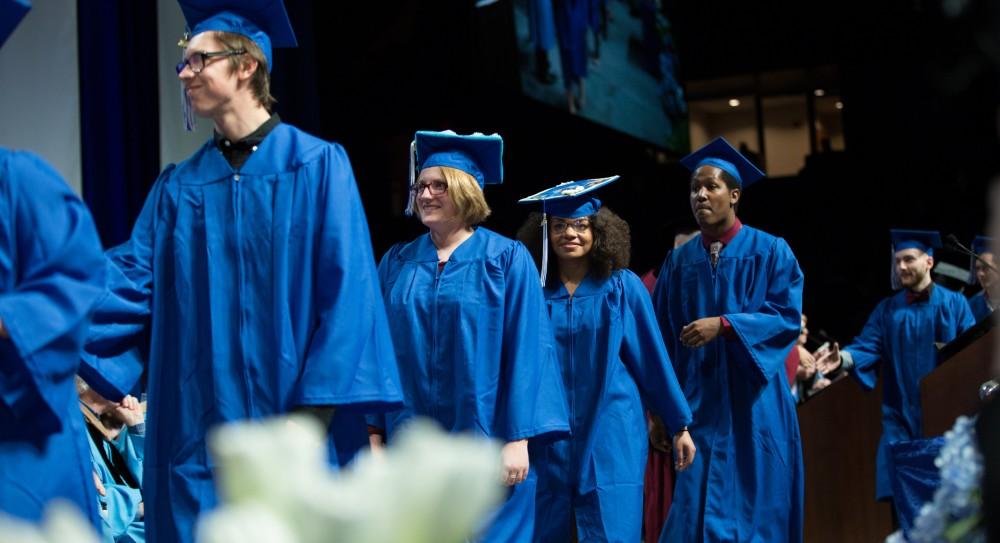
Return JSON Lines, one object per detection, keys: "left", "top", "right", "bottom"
{"left": 0, "top": 502, "right": 100, "bottom": 543}
{"left": 198, "top": 416, "right": 505, "bottom": 543}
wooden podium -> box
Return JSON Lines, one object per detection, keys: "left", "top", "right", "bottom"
{"left": 797, "top": 316, "right": 996, "bottom": 542}
{"left": 921, "top": 316, "right": 996, "bottom": 437}
{"left": 798, "top": 375, "right": 892, "bottom": 542}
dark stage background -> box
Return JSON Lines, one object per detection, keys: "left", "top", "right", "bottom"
{"left": 90, "top": 0, "right": 1000, "bottom": 347}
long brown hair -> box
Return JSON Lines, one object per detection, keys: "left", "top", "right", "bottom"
{"left": 515, "top": 207, "right": 631, "bottom": 284}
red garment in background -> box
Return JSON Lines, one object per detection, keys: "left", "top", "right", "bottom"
{"left": 643, "top": 439, "right": 675, "bottom": 542}
{"left": 785, "top": 343, "right": 799, "bottom": 389}
{"left": 640, "top": 269, "right": 675, "bottom": 542}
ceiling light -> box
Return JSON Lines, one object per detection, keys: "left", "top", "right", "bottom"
{"left": 728, "top": 99, "right": 740, "bottom": 107}
{"left": 835, "top": 101, "right": 844, "bottom": 110}
{"left": 814, "top": 89, "right": 826, "bottom": 97}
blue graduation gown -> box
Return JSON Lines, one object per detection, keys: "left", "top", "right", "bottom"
{"left": 89, "top": 425, "right": 145, "bottom": 542}
{"left": 553, "top": 0, "right": 589, "bottom": 88}
{"left": 376, "top": 228, "right": 570, "bottom": 543}
{"left": 533, "top": 270, "right": 692, "bottom": 543}
{"left": 78, "top": 123, "right": 404, "bottom": 543}
{"left": 652, "top": 226, "right": 805, "bottom": 543}
{"left": 528, "top": 0, "right": 556, "bottom": 50}
{"left": 0, "top": 149, "right": 104, "bottom": 527}
{"left": 968, "top": 290, "right": 992, "bottom": 322}
{"left": 843, "top": 285, "right": 974, "bottom": 499}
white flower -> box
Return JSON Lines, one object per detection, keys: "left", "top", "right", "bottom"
{"left": 198, "top": 416, "right": 505, "bottom": 543}
{"left": 0, "top": 501, "right": 101, "bottom": 543}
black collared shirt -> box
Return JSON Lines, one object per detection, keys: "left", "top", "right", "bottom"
{"left": 214, "top": 113, "right": 281, "bottom": 170}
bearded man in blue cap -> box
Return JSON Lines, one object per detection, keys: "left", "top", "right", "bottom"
{"left": 817, "top": 229, "right": 975, "bottom": 504}
{"left": 78, "top": 2, "right": 403, "bottom": 542}
{"left": 0, "top": 0, "right": 105, "bottom": 527}
{"left": 652, "top": 137, "right": 805, "bottom": 542}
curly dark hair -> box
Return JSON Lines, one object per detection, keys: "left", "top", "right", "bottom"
{"left": 515, "top": 207, "right": 631, "bottom": 284}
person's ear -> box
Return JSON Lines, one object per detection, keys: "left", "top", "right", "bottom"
{"left": 237, "top": 56, "right": 258, "bottom": 82}
{"left": 730, "top": 187, "right": 741, "bottom": 208}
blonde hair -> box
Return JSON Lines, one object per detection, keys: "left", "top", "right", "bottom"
{"left": 417, "top": 166, "right": 492, "bottom": 225}
{"left": 213, "top": 31, "right": 276, "bottom": 111}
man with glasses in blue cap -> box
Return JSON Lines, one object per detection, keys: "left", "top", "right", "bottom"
{"left": 0, "top": 0, "right": 106, "bottom": 527}
{"left": 78, "top": 2, "right": 403, "bottom": 542}
{"left": 817, "top": 230, "right": 975, "bottom": 505}
{"left": 652, "top": 137, "right": 805, "bottom": 542}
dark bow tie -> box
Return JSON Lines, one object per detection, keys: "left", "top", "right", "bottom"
{"left": 906, "top": 288, "right": 931, "bottom": 305}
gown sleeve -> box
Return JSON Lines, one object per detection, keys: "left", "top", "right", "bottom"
{"left": 0, "top": 151, "right": 106, "bottom": 434}
{"left": 79, "top": 173, "right": 169, "bottom": 401}
{"left": 495, "top": 242, "right": 570, "bottom": 442}
{"left": 843, "top": 301, "right": 888, "bottom": 390}
{"left": 292, "top": 144, "right": 403, "bottom": 413}
{"left": 619, "top": 272, "right": 692, "bottom": 433}
{"left": 723, "top": 238, "right": 805, "bottom": 390}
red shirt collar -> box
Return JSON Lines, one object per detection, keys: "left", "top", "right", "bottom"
{"left": 701, "top": 218, "right": 743, "bottom": 249}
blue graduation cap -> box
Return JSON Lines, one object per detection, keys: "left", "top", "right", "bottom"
{"left": 680, "top": 137, "right": 765, "bottom": 188}
{"left": 518, "top": 176, "right": 620, "bottom": 218}
{"left": 969, "top": 235, "right": 994, "bottom": 284}
{"left": 890, "top": 229, "right": 942, "bottom": 256}
{"left": 178, "top": 0, "right": 298, "bottom": 73}
{"left": 406, "top": 130, "right": 503, "bottom": 215}
{"left": 889, "top": 229, "right": 941, "bottom": 290}
{"left": 518, "top": 176, "right": 621, "bottom": 286}
{"left": 0, "top": 0, "right": 29, "bottom": 49}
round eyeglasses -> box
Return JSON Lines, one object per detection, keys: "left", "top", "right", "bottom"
{"left": 411, "top": 180, "right": 449, "bottom": 196}
{"left": 551, "top": 220, "right": 591, "bottom": 234}
{"left": 176, "top": 49, "right": 246, "bottom": 75}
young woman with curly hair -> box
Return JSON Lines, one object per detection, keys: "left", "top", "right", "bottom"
{"left": 515, "top": 181, "right": 695, "bottom": 543}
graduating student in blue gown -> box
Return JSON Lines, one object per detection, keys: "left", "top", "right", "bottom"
{"left": 368, "top": 131, "right": 570, "bottom": 543}
{"left": 553, "top": 0, "right": 589, "bottom": 113}
{"left": 515, "top": 177, "right": 695, "bottom": 543}
{"left": 966, "top": 236, "right": 996, "bottom": 322}
{"left": 78, "top": 383, "right": 146, "bottom": 543}
{"left": 652, "top": 138, "right": 805, "bottom": 543}
{"left": 0, "top": 0, "right": 105, "bottom": 527}
{"left": 817, "top": 230, "right": 975, "bottom": 501}
{"left": 77, "top": 3, "right": 402, "bottom": 542}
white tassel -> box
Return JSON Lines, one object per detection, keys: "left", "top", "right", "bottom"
{"left": 540, "top": 213, "right": 549, "bottom": 287}
{"left": 405, "top": 140, "right": 417, "bottom": 216}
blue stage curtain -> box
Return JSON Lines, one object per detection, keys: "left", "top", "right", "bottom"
{"left": 77, "top": 0, "right": 160, "bottom": 248}
{"left": 889, "top": 437, "right": 945, "bottom": 536}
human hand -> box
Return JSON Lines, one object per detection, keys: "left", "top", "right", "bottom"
{"left": 814, "top": 342, "right": 842, "bottom": 375}
{"left": 93, "top": 471, "right": 106, "bottom": 497}
{"left": 673, "top": 430, "right": 696, "bottom": 471}
{"left": 501, "top": 439, "right": 529, "bottom": 486}
{"left": 680, "top": 317, "right": 722, "bottom": 348}
{"left": 796, "top": 346, "right": 817, "bottom": 381}
{"left": 113, "top": 395, "right": 144, "bottom": 428}
{"left": 368, "top": 433, "right": 385, "bottom": 458}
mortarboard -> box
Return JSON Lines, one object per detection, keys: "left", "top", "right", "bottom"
{"left": 178, "top": 0, "right": 298, "bottom": 73}
{"left": 890, "top": 229, "right": 942, "bottom": 256}
{"left": 518, "top": 176, "right": 620, "bottom": 286}
{"left": 406, "top": 130, "right": 503, "bottom": 215}
{"left": 680, "top": 137, "right": 765, "bottom": 188}
{"left": 0, "top": 0, "right": 29, "bottom": 50}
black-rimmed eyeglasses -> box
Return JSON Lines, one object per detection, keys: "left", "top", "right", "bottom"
{"left": 176, "top": 49, "right": 246, "bottom": 75}
{"left": 411, "top": 180, "right": 449, "bottom": 196}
